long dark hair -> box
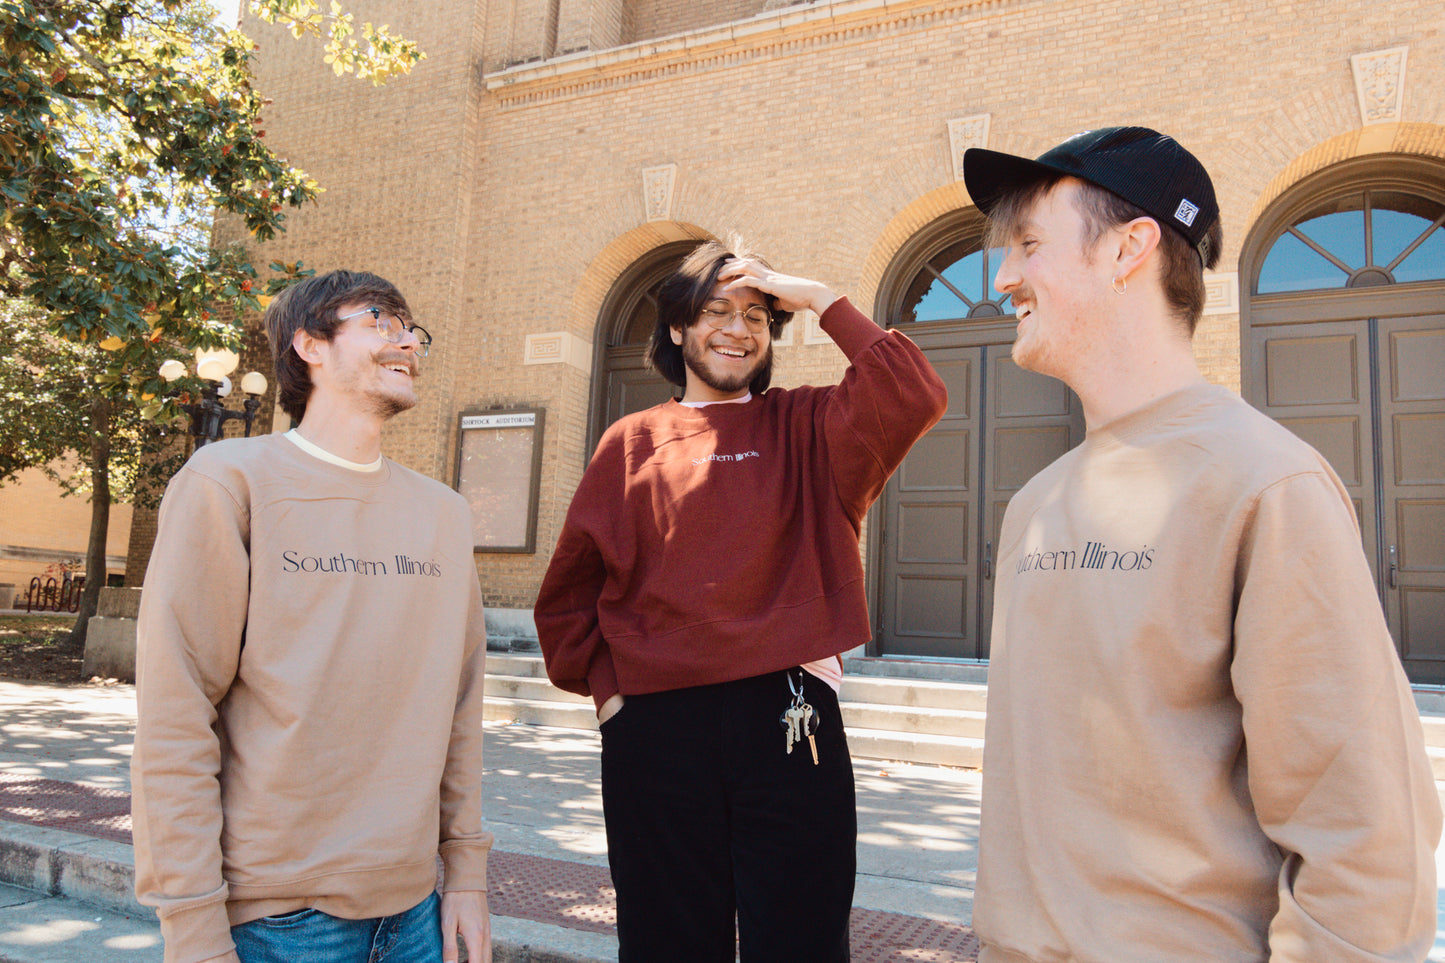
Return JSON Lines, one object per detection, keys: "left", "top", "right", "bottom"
{"left": 646, "top": 240, "right": 793, "bottom": 395}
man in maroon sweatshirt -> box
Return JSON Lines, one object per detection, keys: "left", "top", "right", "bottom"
{"left": 536, "top": 240, "right": 946, "bottom": 962}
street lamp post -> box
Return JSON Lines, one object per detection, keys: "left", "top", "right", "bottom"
{"left": 159, "top": 348, "right": 269, "bottom": 448}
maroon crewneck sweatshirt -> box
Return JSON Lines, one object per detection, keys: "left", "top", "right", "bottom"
{"left": 536, "top": 297, "right": 947, "bottom": 708}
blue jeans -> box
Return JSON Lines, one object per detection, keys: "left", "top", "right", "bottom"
{"left": 231, "top": 890, "right": 442, "bottom": 963}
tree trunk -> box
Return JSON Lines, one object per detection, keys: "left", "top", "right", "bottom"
{"left": 68, "top": 396, "right": 112, "bottom": 651}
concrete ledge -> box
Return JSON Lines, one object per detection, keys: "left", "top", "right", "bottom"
{"left": 0, "top": 821, "right": 620, "bottom": 963}
{"left": 96, "top": 588, "right": 142, "bottom": 620}
{"left": 0, "top": 822, "right": 144, "bottom": 917}
{"left": 81, "top": 617, "right": 137, "bottom": 682}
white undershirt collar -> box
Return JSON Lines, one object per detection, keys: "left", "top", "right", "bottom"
{"left": 283, "top": 429, "right": 384, "bottom": 472}
{"left": 680, "top": 392, "right": 752, "bottom": 409}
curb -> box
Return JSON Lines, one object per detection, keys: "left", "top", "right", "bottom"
{"left": 0, "top": 821, "right": 616, "bottom": 963}
{"left": 0, "top": 821, "right": 144, "bottom": 918}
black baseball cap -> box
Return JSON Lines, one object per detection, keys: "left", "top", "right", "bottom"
{"left": 963, "top": 126, "right": 1219, "bottom": 266}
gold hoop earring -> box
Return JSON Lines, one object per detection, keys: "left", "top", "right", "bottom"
{"left": 1111, "top": 276, "right": 1127, "bottom": 295}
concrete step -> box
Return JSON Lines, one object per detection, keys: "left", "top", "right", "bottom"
{"left": 847, "top": 730, "right": 985, "bottom": 769}
{"left": 486, "top": 654, "right": 550, "bottom": 679}
{"left": 842, "top": 703, "right": 986, "bottom": 740}
{"left": 485, "top": 696, "right": 599, "bottom": 731}
{"left": 482, "top": 697, "right": 986, "bottom": 769}
{"left": 485, "top": 674, "right": 591, "bottom": 704}
{"left": 483, "top": 655, "right": 1445, "bottom": 774}
{"left": 481, "top": 656, "right": 992, "bottom": 767}
{"left": 841, "top": 675, "right": 987, "bottom": 713}
{"left": 843, "top": 657, "right": 989, "bottom": 684}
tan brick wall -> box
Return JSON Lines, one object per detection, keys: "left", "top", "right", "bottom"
{"left": 557, "top": 0, "right": 625, "bottom": 54}
{"left": 627, "top": 0, "right": 770, "bottom": 42}
{"left": 200, "top": 0, "right": 1445, "bottom": 614}
{"left": 0, "top": 465, "right": 133, "bottom": 603}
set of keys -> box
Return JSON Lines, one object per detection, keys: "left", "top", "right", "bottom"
{"left": 780, "top": 674, "right": 820, "bottom": 764}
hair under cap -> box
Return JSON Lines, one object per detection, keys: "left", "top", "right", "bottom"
{"left": 963, "top": 126, "right": 1220, "bottom": 265}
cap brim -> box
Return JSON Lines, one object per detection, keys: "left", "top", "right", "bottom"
{"left": 962, "top": 148, "right": 1073, "bottom": 218}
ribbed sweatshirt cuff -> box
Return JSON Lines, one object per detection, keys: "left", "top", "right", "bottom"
{"left": 156, "top": 888, "right": 234, "bottom": 963}
{"left": 587, "top": 654, "right": 619, "bottom": 711}
{"left": 818, "top": 296, "right": 887, "bottom": 360}
{"left": 440, "top": 834, "right": 494, "bottom": 892}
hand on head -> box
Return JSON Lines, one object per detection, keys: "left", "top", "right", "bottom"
{"left": 718, "top": 258, "right": 837, "bottom": 317}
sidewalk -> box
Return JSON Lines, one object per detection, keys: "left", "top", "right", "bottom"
{"left": 3, "top": 680, "right": 1445, "bottom": 963}
{"left": 0, "top": 680, "right": 981, "bottom": 962}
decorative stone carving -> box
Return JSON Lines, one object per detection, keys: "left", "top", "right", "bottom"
{"left": 1201, "top": 271, "right": 1239, "bottom": 316}
{"left": 801, "top": 309, "right": 833, "bottom": 346}
{"left": 947, "top": 114, "right": 991, "bottom": 181}
{"left": 524, "top": 332, "right": 592, "bottom": 372}
{"left": 643, "top": 164, "right": 677, "bottom": 221}
{"left": 1351, "top": 46, "right": 1407, "bottom": 125}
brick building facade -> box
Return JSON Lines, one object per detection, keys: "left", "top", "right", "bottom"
{"left": 1, "top": 466, "right": 131, "bottom": 608}
{"left": 128, "top": 0, "right": 1445, "bottom": 679}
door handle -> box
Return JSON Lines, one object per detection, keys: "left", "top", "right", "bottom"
{"left": 1389, "top": 544, "right": 1397, "bottom": 589}
{"left": 984, "top": 540, "right": 993, "bottom": 581}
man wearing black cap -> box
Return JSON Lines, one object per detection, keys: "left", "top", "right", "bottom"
{"left": 962, "top": 128, "right": 1440, "bottom": 962}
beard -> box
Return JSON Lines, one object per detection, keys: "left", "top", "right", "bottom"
{"left": 682, "top": 330, "right": 771, "bottom": 395}
{"left": 369, "top": 391, "right": 416, "bottom": 419}
{"left": 349, "top": 351, "right": 420, "bottom": 419}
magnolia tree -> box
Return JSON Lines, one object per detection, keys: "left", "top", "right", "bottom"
{"left": 0, "top": 0, "right": 423, "bottom": 645}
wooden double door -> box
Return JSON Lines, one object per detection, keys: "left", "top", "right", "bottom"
{"left": 1250, "top": 302, "right": 1445, "bottom": 683}
{"left": 875, "top": 331, "right": 1084, "bottom": 659}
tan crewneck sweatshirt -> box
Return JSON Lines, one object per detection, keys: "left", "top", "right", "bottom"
{"left": 132, "top": 433, "right": 492, "bottom": 963}
{"left": 976, "top": 384, "right": 1439, "bottom": 962}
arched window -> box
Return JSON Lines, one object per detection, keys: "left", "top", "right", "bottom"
{"left": 1256, "top": 189, "right": 1445, "bottom": 293}
{"left": 896, "top": 239, "right": 1014, "bottom": 322}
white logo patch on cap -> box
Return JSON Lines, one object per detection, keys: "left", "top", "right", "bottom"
{"left": 1174, "top": 199, "right": 1200, "bottom": 227}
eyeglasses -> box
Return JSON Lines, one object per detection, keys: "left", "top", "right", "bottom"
{"left": 699, "top": 300, "right": 771, "bottom": 332}
{"left": 339, "top": 306, "right": 432, "bottom": 358}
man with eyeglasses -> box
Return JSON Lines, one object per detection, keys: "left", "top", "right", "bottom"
{"left": 536, "top": 240, "right": 947, "bottom": 961}
{"left": 133, "top": 270, "right": 493, "bottom": 963}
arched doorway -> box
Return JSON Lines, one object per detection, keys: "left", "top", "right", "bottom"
{"left": 1241, "top": 155, "right": 1445, "bottom": 683}
{"left": 873, "top": 211, "right": 1085, "bottom": 659}
{"left": 586, "top": 241, "right": 698, "bottom": 455}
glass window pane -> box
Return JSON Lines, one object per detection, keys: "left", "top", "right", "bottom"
{"left": 1371, "top": 208, "right": 1434, "bottom": 267}
{"left": 898, "top": 235, "right": 1014, "bottom": 322}
{"left": 911, "top": 277, "right": 969, "bottom": 322}
{"left": 1294, "top": 210, "right": 1365, "bottom": 271}
{"left": 1258, "top": 231, "right": 1350, "bottom": 293}
{"left": 939, "top": 250, "right": 985, "bottom": 304}
{"left": 1394, "top": 225, "right": 1445, "bottom": 284}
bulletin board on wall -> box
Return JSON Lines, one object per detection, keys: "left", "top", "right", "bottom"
{"left": 453, "top": 407, "right": 545, "bottom": 553}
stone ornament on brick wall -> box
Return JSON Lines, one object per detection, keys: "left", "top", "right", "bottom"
{"left": 1201, "top": 271, "right": 1239, "bottom": 317}
{"left": 1351, "top": 46, "right": 1408, "bottom": 126}
{"left": 643, "top": 164, "right": 677, "bottom": 221}
{"left": 947, "top": 114, "right": 991, "bottom": 181}
{"left": 801, "top": 309, "right": 833, "bottom": 346}
{"left": 524, "top": 332, "right": 593, "bottom": 372}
